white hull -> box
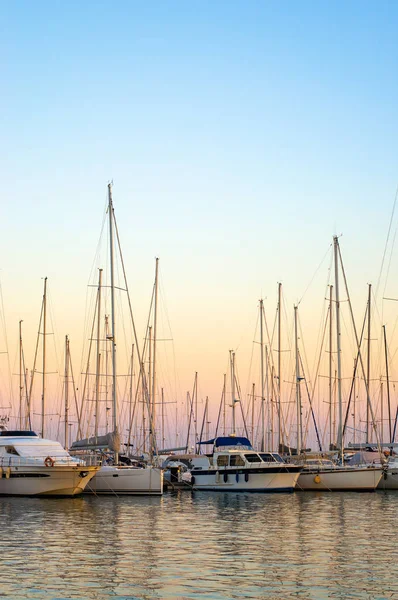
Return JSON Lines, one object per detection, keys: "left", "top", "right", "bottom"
{"left": 87, "top": 465, "right": 163, "bottom": 495}
{"left": 192, "top": 468, "right": 301, "bottom": 492}
{"left": 297, "top": 467, "right": 383, "bottom": 491}
{"left": 0, "top": 465, "right": 98, "bottom": 496}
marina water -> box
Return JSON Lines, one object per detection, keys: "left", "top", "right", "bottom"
{"left": 2, "top": 491, "right": 398, "bottom": 599}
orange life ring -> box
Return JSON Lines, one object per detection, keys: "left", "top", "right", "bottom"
{"left": 44, "top": 456, "right": 55, "bottom": 468}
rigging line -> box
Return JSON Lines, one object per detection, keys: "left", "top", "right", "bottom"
{"left": 297, "top": 242, "right": 333, "bottom": 306}
{"left": 311, "top": 251, "right": 333, "bottom": 378}
{"left": 383, "top": 224, "right": 398, "bottom": 302}
{"left": 376, "top": 184, "right": 398, "bottom": 301}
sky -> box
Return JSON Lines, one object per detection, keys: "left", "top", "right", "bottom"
{"left": 0, "top": 1, "right": 398, "bottom": 448}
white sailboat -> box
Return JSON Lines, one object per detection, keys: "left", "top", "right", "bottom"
{"left": 73, "top": 184, "right": 163, "bottom": 495}
{"left": 297, "top": 236, "right": 383, "bottom": 491}
{"left": 0, "top": 429, "right": 99, "bottom": 496}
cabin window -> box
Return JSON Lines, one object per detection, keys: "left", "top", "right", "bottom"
{"left": 259, "top": 453, "right": 276, "bottom": 463}
{"left": 272, "top": 453, "right": 285, "bottom": 463}
{"left": 245, "top": 453, "right": 261, "bottom": 463}
{"left": 217, "top": 455, "right": 229, "bottom": 467}
{"left": 5, "top": 446, "right": 19, "bottom": 456}
{"left": 230, "top": 455, "right": 245, "bottom": 467}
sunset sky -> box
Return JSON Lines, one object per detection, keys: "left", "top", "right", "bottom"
{"left": 1, "top": 1, "right": 398, "bottom": 448}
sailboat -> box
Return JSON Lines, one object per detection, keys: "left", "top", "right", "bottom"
{"left": 71, "top": 184, "right": 163, "bottom": 495}
{"left": 297, "top": 236, "right": 383, "bottom": 491}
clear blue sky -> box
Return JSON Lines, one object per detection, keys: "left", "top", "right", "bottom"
{"left": 1, "top": 1, "right": 397, "bottom": 438}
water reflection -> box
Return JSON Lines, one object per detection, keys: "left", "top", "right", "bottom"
{"left": 0, "top": 492, "right": 397, "bottom": 598}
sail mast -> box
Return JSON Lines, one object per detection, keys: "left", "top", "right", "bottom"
{"left": 260, "top": 299, "right": 265, "bottom": 451}
{"left": 19, "top": 320, "right": 23, "bottom": 429}
{"left": 151, "top": 257, "right": 159, "bottom": 457}
{"left": 329, "top": 285, "right": 333, "bottom": 449}
{"left": 333, "top": 237, "right": 343, "bottom": 458}
{"left": 95, "top": 268, "right": 103, "bottom": 438}
{"left": 64, "top": 335, "right": 70, "bottom": 448}
{"left": 41, "top": 277, "right": 47, "bottom": 438}
{"left": 231, "top": 351, "right": 236, "bottom": 435}
{"left": 108, "top": 184, "right": 118, "bottom": 444}
{"left": 277, "top": 282, "right": 282, "bottom": 450}
{"left": 294, "top": 305, "right": 302, "bottom": 455}
{"left": 383, "top": 325, "right": 392, "bottom": 442}
{"left": 366, "top": 283, "right": 371, "bottom": 443}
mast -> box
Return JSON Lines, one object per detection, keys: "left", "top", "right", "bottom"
{"left": 222, "top": 373, "right": 226, "bottom": 435}
{"left": 108, "top": 184, "right": 118, "bottom": 456}
{"left": 383, "top": 325, "right": 392, "bottom": 442}
{"left": 333, "top": 237, "right": 343, "bottom": 458}
{"left": 41, "top": 277, "right": 47, "bottom": 439}
{"left": 95, "top": 268, "right": 103, "bottom": 438}
{"left": 366, "top": 283, "right": 371, "bottom": 443}
{"left": 266, "top": 344, "right": 271, "bottom": 451}
{"left": 294, "top": 305, "right": 302, "bottom": 455}
{"left": 277, "top": 282, "right": 282, "bottom": 450}
{"left": 230, "top": 351, "right": 236, "bottom": 435}
{"left": 251, "top": 383, "right": 255, "bottom": 443}
{"left": 329, "top": 285, "right": 333, "bottom": 449}
{"left": 64, "top": 335, "right": 70, "bottom": 448}
{"left": 148, "top": 325, "right": 152, "bottom": 455}
{"left": 161, "top": 387, "right": 165, "bottom": 450}
{"left": 19, "top": 320, "right": 23, "bottom": 429}
{"left": 260, "top": 299, "right": 265, "bottom": 451}
{"left": 151, "top": 258, "right": 159, "bottom": 456}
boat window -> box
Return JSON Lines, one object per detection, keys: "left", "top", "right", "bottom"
{"left": 5, "top": 446, "right": 19, "bottom": 456}
{"left": 217, "top": 455, "right": 229, "bottom": 467}
{"left": 245, "top": 453, "right": 261, "bottom": 463}
{"left": 271, "top": 453, "right": 285, "bottom": 463}
{"left": 230, "top": 455, "right": 245, "bottom": 467}
{"left": 259, "top": 453, "right": 277, "bottom": 463}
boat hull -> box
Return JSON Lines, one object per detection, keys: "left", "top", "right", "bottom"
{"left": 297, "top": 467, "right": 383, "bottom": 491}
{"left": 86, "top": 465, "right": 163, "bottom": 495}
{"left": 0, "top": 465, "right": 99, "bottom": 496}
{"left": 377, "top": 469, "right": 398, "bottom": 490}
{"left": 192, "top": 466, "right": 302, "bottom": 492}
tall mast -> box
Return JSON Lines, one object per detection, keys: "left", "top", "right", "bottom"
{"left": 329, "top": 285, "right": 333, "bottom": 449}
{"left": 41, "top": 277, "right": 47, "bottom": 438}
{"left": 151, "top": 257, "right": 159, "bottom": 455}
{"left": 260, "top": 299, "right": 265, "bottom": 451}
{"left": 333, "top": 237, "right": 343, "bottom": 457}
{"left": 277, "top": 282, "right": 282, "bottom": 450}
{"left": 230, "top": 351, "right": 236, "bottom": 435}
{"left": 222, "top": 373, "right": 226, "bottom": 435}
{"left": 95, "top": 268, "right": 103, "bottom": 437}
{"left": 366, "top": 283, "right": 371, "bottom": 443}
{"left": 148, "top": 326, "right": 152, "bottom": 454}
{"left": 294, "top": 305, "right": 302, "bottom": 455}
{"left": 19, "top": 320, "right": 23, "bottom": 429}
{"left": 64, "top": 335, "right": 70, "bottom": 448}
{"left": 266, "top": 345, "right": 271, "bottom": 450}
{"left": 108, "top": 184, "right": 118, "bottom": 443}
{"left": 383, "top": 325, "right": 392, "bottom": 442}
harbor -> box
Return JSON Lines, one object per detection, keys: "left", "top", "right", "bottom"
{"left": 2, "top": 1, "right": 398, "bottom": 598}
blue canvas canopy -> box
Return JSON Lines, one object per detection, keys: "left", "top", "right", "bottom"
{"left": 198, "top": 436, "right": 253, "bottom": 449}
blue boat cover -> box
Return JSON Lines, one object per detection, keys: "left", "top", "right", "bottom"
{"left": 198, "top": 436, "right": 253, "bottom": 449}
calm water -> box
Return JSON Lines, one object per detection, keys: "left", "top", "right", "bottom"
{"left": 1, "top": 491, "right": 398, "bottom": 600}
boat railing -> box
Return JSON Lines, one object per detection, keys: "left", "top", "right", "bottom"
{"left": 0, "top": 454, "right": 102, "bottom": 468}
